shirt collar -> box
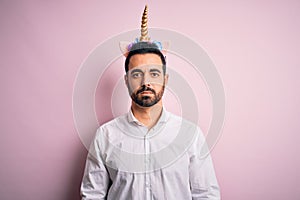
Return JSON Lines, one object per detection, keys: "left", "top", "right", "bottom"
{"left": 127, "top": 107, "right": 169, "bottom": 125}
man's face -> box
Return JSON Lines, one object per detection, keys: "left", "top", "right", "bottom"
{"left": 125, "top": 53, "right": 168, "bottom": 107}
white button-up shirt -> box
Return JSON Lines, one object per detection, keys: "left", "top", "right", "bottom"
{"left": 81, "top": 108, "right": 220, "bottom": 200}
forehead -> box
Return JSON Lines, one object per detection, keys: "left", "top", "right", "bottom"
{"left": 128, "top": 53, "right": 162, "bottom": 70}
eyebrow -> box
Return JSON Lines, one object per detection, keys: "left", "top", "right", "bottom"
{"left": 130, "top": 69, "right": 143, "bottom": 74}
{"left": 130, "top": 68, "right": 162, "bottom": 74}
{"left": 149, "top": 68, "right": 162, "bottom": 73}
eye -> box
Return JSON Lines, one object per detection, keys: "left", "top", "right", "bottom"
{"left": 151, "top": 72, "right": 160, "bottom": 78}
{"left": 131, "top": 72, "right": 143, "bottom": 78}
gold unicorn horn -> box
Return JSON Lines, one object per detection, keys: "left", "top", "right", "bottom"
{"left": 140, "top": 5, "right": 150, "bottom": 41}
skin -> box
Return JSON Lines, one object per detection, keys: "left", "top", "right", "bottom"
{"left": 125, "top": 53, "right": 169, "bottom": 129}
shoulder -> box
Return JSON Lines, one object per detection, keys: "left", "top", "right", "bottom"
{"left": 99, "top": 114, "right": 127, "bottom": 129}
{"left": 94, "top": 114, "right": 128, "bottom": 138}
{"left": 167, "top": 111, "right": 206, "bottom": 150}
{"left": 167, "top": 112, "right": 201, "bottom": 132}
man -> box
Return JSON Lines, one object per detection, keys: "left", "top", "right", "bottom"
{"left": 81, "top": 6, "right": 220, "bottom": 200}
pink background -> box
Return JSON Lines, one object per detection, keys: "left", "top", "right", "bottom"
{"left": 1, "top": 0, "right": 300, "bottom": 199}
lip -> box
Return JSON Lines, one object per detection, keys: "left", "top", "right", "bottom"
{"left": 140, "top": 91, "right": 153, "bottom": 95}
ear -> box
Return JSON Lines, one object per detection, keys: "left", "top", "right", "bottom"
{"left": 119, "top": 41, "right": 131, "bottom": 57}
{"left": 124, "top": 74, "right": 129, "bottom": 88}
{"left": 161, "top": 41, "right": 170, "bottom": 55}
{"left": 164, "top": 73, "right": 169, "bottom": 85}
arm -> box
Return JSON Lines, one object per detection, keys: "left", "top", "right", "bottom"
{"left": 80, "top": 129, "right": 111, "bottom": 200}
{"left": 189, "top": 130, "right": 221, "bottom": 200}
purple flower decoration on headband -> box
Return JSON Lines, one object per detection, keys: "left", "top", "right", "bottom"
{"left": 127, "top": 43, "right": 133, "bottom": 52}
{"left": 126, "top": 38, "right": 139, "bottom": 51}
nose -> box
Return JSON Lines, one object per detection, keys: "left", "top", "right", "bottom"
{"left": 142, "top": 73, "right": 151, "bottom": 86}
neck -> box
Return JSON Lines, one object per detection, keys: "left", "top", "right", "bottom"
{"left": 131, "top": 101, "right": 163, "bottom": 129}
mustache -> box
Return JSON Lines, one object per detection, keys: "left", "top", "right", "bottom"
{"left": 136, "top": 85, "right": 156, "bottom": 95}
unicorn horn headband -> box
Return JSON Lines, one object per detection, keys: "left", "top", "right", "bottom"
{"left": 140, "top": 5, "right": 150, "bottom": 41}
{"left": 119, "top": 5, "right": 169, "bottom": 57}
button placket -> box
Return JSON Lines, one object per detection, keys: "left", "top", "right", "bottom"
{"left": 144, "top": 134, "right": 151, "bottom": 200}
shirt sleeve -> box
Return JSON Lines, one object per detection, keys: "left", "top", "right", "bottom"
{"left": 80, "top": 128, "right": 111, "bottom": 200}
{"left": 189, "top": 129, "right": 221, "bottom": 200}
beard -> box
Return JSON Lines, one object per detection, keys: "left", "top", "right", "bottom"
{"left": 130, "top": 84, "right": 165, "bottom": 107}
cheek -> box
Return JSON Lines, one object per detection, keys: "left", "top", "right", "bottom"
{"left": 152, "top": 78, "right": 165, "bottom": 87}
{"left": 128, "top": 80, "right": 141, "bottom": 91}
{"left": 152, "top": 83, "right": 165, "bottom": 93}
